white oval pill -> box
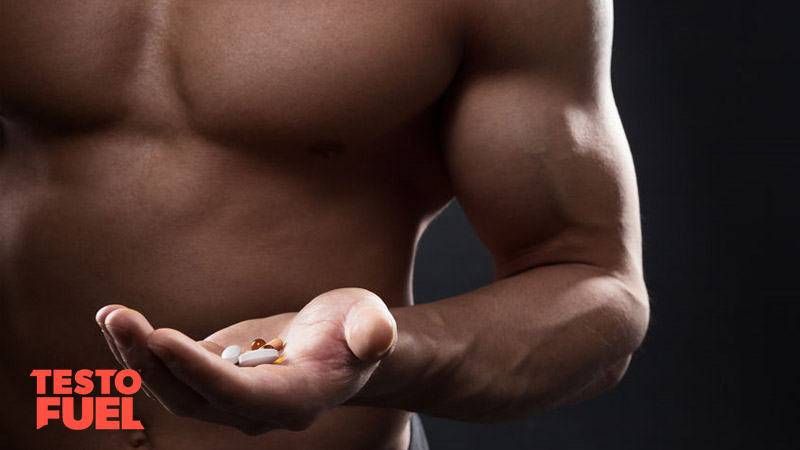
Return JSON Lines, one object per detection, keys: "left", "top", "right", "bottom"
{"left": 238, "top": 348, "right": 279, "bottom": 367}
{"left": 221, "top": 345, "right": 242, "bottom": 364}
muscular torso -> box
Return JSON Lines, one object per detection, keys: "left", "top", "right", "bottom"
{"left": 0, "top": 1, "right": 467, "bottom": 448}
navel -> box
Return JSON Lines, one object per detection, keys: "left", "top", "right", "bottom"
{"left": 127, "top": 429, "right": 150, "bottom": 448}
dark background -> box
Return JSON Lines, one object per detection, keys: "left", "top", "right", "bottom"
{"left": 412, "top": 1, "right": 799, "bottom": 448}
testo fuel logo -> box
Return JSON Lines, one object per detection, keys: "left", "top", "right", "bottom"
{"left": 30, "top": 369, "right": 144, "bottom": 430}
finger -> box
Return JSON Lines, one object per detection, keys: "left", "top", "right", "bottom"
{"left": 104, "top": 309, "right": 220, "bottom": 418}
{"left": 95, "top": 304, "right": 128, "bottom": 369}
{"left": 103, "top": 308, "right": 170, "bottom": 402}
{"left": 104, "top": 310, "right": 274, "bottom": 432}
{"left": 344, "top": 292, "right": 397, "bottom": 361}
{"left": 147, "top": 328, "right": 296, "bottom": 419}
{"left": 199, "top": 340, "right": 225, "bottom": 354}
{"left": 98, "top": 305, "right": 159, "bottom": 400}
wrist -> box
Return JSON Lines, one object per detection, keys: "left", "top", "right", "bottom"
{"left": 346, "top": 304, "right": 448, "bottom": 410}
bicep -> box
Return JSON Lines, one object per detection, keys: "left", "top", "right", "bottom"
{"left": 442, "top": 1, "right": 641, "bottom": 279}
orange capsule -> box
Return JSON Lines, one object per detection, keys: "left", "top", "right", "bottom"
{"left": 251, "top": 338, "right": 267, "bottom": 350}
{"left": 265, "top": 338, "right": 284, "bottom": 350}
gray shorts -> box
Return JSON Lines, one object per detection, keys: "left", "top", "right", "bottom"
{"left": 409, "top": 414, "right": 430, "bottom": 450}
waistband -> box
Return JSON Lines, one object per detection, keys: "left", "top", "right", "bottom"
{"left": 409, "top": 414, "right": 430, "bottom": 450}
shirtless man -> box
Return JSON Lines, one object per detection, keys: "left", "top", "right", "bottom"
{"left": 0, "top": 0, "right": 649, "bottom": 448}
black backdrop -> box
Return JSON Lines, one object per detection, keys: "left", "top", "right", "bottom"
{"left": 411, "top": 1, "right": 799, "bottom": 448}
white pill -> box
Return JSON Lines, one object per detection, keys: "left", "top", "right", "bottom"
{"left": 221, "top": 345, "right": 242, "bottom": 364}
{"left": 238, "top": 348, "right": 279, "bottom": 367}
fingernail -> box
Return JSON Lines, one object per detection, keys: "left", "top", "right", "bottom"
{"left": 106, "top": 325, "right": 134, "bottom": 350}
{"left": 147, "top": 343, "right": 174, "bottom": 366}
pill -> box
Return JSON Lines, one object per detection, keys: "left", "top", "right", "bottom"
{"left": 238, "top": 348, "right": 280, "bottom": 367}
{"left": 251, "top": 338, "right": 267, "bottom": 350}
{"left": 221, "top": 345, "right": 242, "bottom": 364}
{"left": 264, "top": 338, "right": 284, "bottom": 350}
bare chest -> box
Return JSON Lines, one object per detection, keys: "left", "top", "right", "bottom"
{"left": 0, "top": 0, "right": 462, "bottom": 143}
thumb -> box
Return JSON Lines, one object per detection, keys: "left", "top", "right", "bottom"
{"left": 343, "top": 292, "right": 397, "bottom": 362}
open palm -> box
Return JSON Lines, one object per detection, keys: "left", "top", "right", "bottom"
{"left": 98, "top": 288, "right": 396, "bottom": 435}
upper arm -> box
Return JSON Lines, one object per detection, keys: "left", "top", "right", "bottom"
{"left": 443, "top": 0, "right": 643, "bottom": 283}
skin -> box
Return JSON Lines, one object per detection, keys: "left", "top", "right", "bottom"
{"left": 0, "top": 0, "right": 649, "bottom": 449}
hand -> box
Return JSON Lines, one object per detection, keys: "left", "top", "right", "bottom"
{"left": 96, "top": 288, "right": 397, "bottom": 435}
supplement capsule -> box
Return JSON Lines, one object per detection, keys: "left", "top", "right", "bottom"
{"left": 221, "top": 345, "right": 242, "bottom": 364}
{"left": 251, "top": 338, "right": 267, "bottom": 350}
{"left": 238, "top": 348, "right": 280, "bottom": 367}
{"left": 265, "top": 338, "right": 284, "bottom": 350}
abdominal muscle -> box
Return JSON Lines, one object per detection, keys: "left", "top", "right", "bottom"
{"left": 0, "top": 127, "right": 441, "bottom": 449}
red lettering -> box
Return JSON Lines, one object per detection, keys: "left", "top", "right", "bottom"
{"left": 115, "top": 369, "right": 141, "bottom": 396}
{"left": 95, "top": 370, "right": 116, "bottom": 395}
{"left": 73, "top": 369, "right": 94, "bottom": 395}
{"left": 35, "top": 397, "right": 60, "bottom": 429}
{"left": 30, "top": 370, "right": 52, "bottom": 395}
{"left": 120, "top": 397, "right": 144, "bottom": 430}
{"left": 95, "top": 397, "right": 120, "bottom": 430}
{"left": 33, "top": 369, "right": 144, "bottom": 431}
{"left": 52, "top": 370, "right": 72, "bottom": 395}
{"left": 62, "top": 397, "right": 94, "bottom": 430}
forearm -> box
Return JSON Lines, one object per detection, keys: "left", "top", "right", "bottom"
{"left": 352, "top": 263, "right": 649, "bottom": 421}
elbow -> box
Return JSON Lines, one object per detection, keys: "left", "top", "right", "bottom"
{"left": 600, "top": 279, "right": 650, "bottom": 390}
{"left": 571, "top": 301, "right": 646, "bottom": 405}
{"left": 529, "top": 275, "right": 650, "bottom": 414}
{"left": 623, "top": 278, "right": 650, "bottom": 357}
{"left": 603, "top": 354, "right": 633, "bottom": 392}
